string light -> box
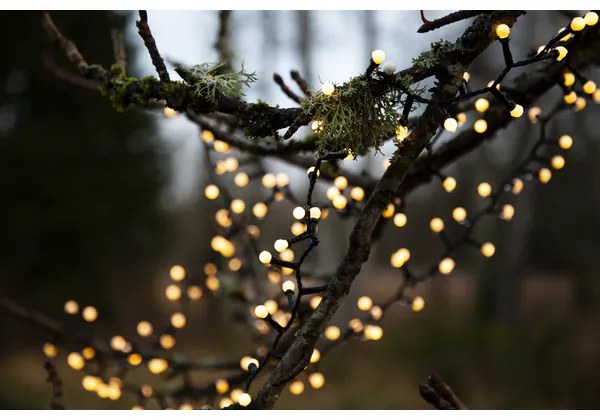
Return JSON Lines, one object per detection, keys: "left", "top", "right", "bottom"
{"left": 438, "top": 257, "right": 456, "bottom": 275}
{"left": 170, "top": 265, "right": 186, "bottom": 281}
{"left": 165, "top": 284, "right": 181, "bottom": 301}
{"left": 564, "top": 91, "right": 577, "bottom": 104}
{"left": 83, "top": 346, "right": 96, "bottom": 359}
{"left": 308, "top": 372, "right": 325, "bottom": 389}
{"left": 457, "top": 112, "right": 467, "bottom": 125}
{"left": 558, "top": 135, "right": 573, "bottom": 150}
{"left": 364, "top": 325, "right": 383, "bottom": 340}
{"left": 254, "top": 305, "right": 269, "bottom": 319}
{"left": 480, "top": 242, "right": 496, "bottom": 257}
{"left": 512, "top": 178, "right": 524, "bottom": 194}
{"left": 127, "top": 353, "right": 142, "bottom": 366}
{"left": 411, "top": 297, "right": 425, "bottom": 312}
{"left": 321, "top": 82, "right": 335, "bottom": 96}
{"left": 585, "top": 11, "right": 598, "bottom": 26}
{"left": 395, "top": 124, "right": 408, "bottom": 141}
{"left": 393, "top": 212, "right": 408, "bottom": 227}
{"left": 351, "top": 186, "right": 365, "bottom": 201}
{"left": 583, "top": 80, "right": 597, "bottom": 95}
{"left": 276, "top": 173, "right": 290, "bottom": 187}
{"left": 510, "top": 104, "right": 524, "bottom": 118}
{"left": 357, "top": 296, "right": 373, "bottom": 311}
{"left": 538, "top": 168, "right": 552, "bottom": 184}
{"left": 282, "top": 280, "right": 296, "bottom": 293}
{"left": 289, "top": 380, "right": 305, "bottom": 395}
{"left": 496, "top": 23, "right": 510, "bottom": 39}
{"left": 390, "top": 248, "right": 411, "bottom": 268}
{"left": 442, "top": 176, "right": 457, "bottom": 192}
{"left": 444, "top": 117, "right": 458, "bottom": 132}
{"left": 147, "top": 358, "right": 168, "bottom": 374}
{"left": 238, "top": 393, "right": 252, "bottom": 407}
{"left": 563, "top": 72, "right": 575, "bottom": 87}
{"left": 310, "top": 296, "right": 322, "bottom": 310}
{"left": 477, "top": 182, "right": 492, "bottom": 197}
{"left": 171, "top": 312, "right": 187, "bottom": 329}
{"left": 291, "top": 222, "right": 306, "bottom": 236}
{"left": 215, "top": 379, "right": 229, "bottom": 395}
{"left": 501, "top": 204, "right": 515, "bottom": 221}
{"left": 82, "top": 306, "right": 98, "bottom": 322}
{"left": 474, "top": 98, "right": 490, "bottom": 113}
{"left": 551, "top": 155, "right": 565, "bottom": 170}
{"left": 310, "top": 349, "right": 321, "bottom": 363}
{"left": 67, "top": 352, "right": 85, "bottom": 370}
{"left": 332, "top": 195, "right": 348, "bottom": 210}
{"left": 231, "top": 198, "right": 245, "bottom": 214}
{"left": 234, "top": 172, "right": 249, "bottom": 187}
{"left": 452, "top": 207, "right": 467, "bottom": 223}
{"left": 43, "top": 343, "right": 58, "bottom": 358}
{"left": 463, "top": 72, "right": 470, "bottom": 82}
{"left": 528, "top": 106, "right": 542, "bottom": 123}
{"left": 310, "top": 207, "right": 322, "bottom": 219}
{"left": 240, "top": 356, "right": 259, "bottom": 371}
{"left": 474, "top": 119, "right": 488, "bottom": 133}
{"left": 64, "top": 300, "right": 79, "bottom": 314}
{"left": 570, "top": 16, "right": 586, "bottom": 31}
{"left": 262, "top": 173, "right": 277, "bottom": 189}
{"left": 293, "top": 207, "right": 306, "bottom": 219}
{"left": 137, "top": 321, "right": 153, "bottom": 337}
{"left": 111, "top": 336, "right": 127, "bottom": 352}
{"left": 371, "top": 49, "right": 385, "bottom": 64}
{"left": 325, "top": 325, "right": 341, "bottom": 340}
{"left": 555, "top": 46, "right": 568, "bottom": 61}
{"left": 160, "top": 334, "right": 175, "bottom": 349}
{"left": 430, "top": 217, "right": 445, "bottom": 233}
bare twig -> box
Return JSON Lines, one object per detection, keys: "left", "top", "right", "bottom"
{"left": 136, "top": 10, "right": 170, "bottom": 82}
{"left": 290, "top": 70, "right": 312, "bottom": 97}
{"left": 42, "top": 51, "right": 99, "bottom": 90}
{"left": 41, "top": 12, "right": 89, "bottom": 73}
{"left": 417, "top": 10, "right": 488, "bottom": 33}
{"left": 419, "top": 373, "right": 467, "bottom": 410}
{"left": 273, "top": 73, "right": 302, "bottom": 103}
{"left": 44, "top": 359, "right": 65, "bottom": 409}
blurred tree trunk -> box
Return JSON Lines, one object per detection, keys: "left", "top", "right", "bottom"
{"left": 297, "top": 11, "right": 312, "bottom": 84}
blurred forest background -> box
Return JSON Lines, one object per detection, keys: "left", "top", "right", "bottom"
{"left": 1, "top": 10, "right": 599, "bottom": 409}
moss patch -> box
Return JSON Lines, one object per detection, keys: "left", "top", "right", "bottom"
{"left": 301, "top": 76, "right": 404, "bottom": 156}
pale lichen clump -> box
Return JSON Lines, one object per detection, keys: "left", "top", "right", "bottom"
{"left": 176, "top": 62, "right": 257, "bottom": 103}
{"left": 301, "top": 76, "right": 402, "bottom": 155}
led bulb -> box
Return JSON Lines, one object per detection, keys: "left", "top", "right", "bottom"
{"left": 350, "top": 187, "right": 365, "bottom": 201}
{"left": 570, "top": 16, "right": 586, "bottom": 31}
{"left": 325, "top": 325, "right": 341, "bottom": 340}
{"left": 584, "top": 11, "right": 598, "bottom": 26}
{"left": 477, "top": 182, "right": 492, "bottom": 198}
{"left": 452, "top": 207, "right": 467, "bottom": 223}
{"left": 371, "top": 49, "right": 386, "bottom": 65}
{"left": 308, "top": 372, "right": 325, "bottom": 389}
{"left": 558, "top": 135, "right": 573, "bottom": 150}
{"left": 334, "top": 176, "right": 348, "bottom": 190}
{"left": 332, "top": 195, "right": 347, "bottom": 210}
{"left": 364, "top": 325, "right": 383, "bottom": 340}
{"left": 563, "top": 72, "right": 575, "bottom": 87}
{"left": 474, "top": 119, "right": 488, "bottom": 133}
{"left": 238, "top": 393, "right": 252, "bottom": 407}
{"left": 262, "top": 173, "right": 277, "bottom": 189}
{"left": 395, "top": 124, "right": 408, "bottom": 141}
{"left": 555, "top": 46, "right": 568, "bottom": 61}
{"left": 463, "top": 72, "right": 470, "bottom": 82}
{"left": 309, "top": 207, "right": 322, "bottom": 219}
{"left": 501, "top": 204, "right": 515, "bottom": 220}
{"left": 429, "top": 217, "right": 444, "bottom": 233}
{"left": 282, "top": 280, "right": 296, "bottom": 293}
{"left": 259, "top": 251, "right": 272, "bottom": 264}
{"left": 357, "top": 296, "right": 373, "bottom": 311}
{"left": 474, "top": 98, "right": 489, "bottom": 113}
{"left": 321, "top": 82, "right": 335, "bottom": 96}
{"left": 583, "top": 80, "right": 597, "bottom": 95}
{"left": 528, "top": 106, "right": 542, "bottom": 123}
{"left": 274, "top": 239, "right": 289, "bottom": 252}
{"left": 234, "top": 172, "right": 249, "bottom": 187}
{"left": 438, "top": 257, "right": 455, "bottom": 275}
{"left": 444, "top": 117, "right": 458, "bottom": 133}
{"left": 411, "top": 297, "right": 425, "bottom": 312}
{"left": 230, "top": 198, "right": 245, "bottom": 214}
{"left": 289, "top": 380, "right": 305, "bottom": 395}
{"left": 480, "top": 242, "right": 496, "bottom": 257}
{"left": 539, "top": 168, "right": 552, "bottom": 184}
{"left": 510, "top": 104, "right": 524, "bottom": 118}
{"left": 442, "top": 176, "right": 457, "bottom": 192}
{"left": 564, "top": 91, "right": 577, "bottom": 104}
{"left": 252, "top": 202, "right": 268, "bottom": 219}
{"left": 390, "top": 248, "right": 411, "bottom": 268}
{"left": 551, "top": 155, "right": 565, "bottom": 170}
{"left": 393, "top": 212, "right": 408, "bottom": 227}
{"left": 293, "top": 207, "right": 306, "bottom": 219}
{"left": 496, "top": 23, "right": 510, "bottom": 39}
{"left": 254, "top": 305, "right": 269, "bottom": 319}
{"left": 310, "top": 349, "right": 321, "bottom": 363}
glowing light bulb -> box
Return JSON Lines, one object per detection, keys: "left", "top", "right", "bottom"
{"left": 501, "top": 204, "right": 515, "bottom": 221}
{"left": 310, "top": 296, "right": 322, "bottom": 310}
{"left": 510, "top": 104, "right": 523, "bottom": 118}
{"left": 390, "top": 248, "right": 411, "bottom": 268}
{"left": 289, "top": 380, "right": 305, "bottom": 395}
{"left": 291, "top": 221, "right": 306, "bottom": 236}
{"left": 474, "top": 98, "right": 489, "bottom": 112}
{"left": 310, "top": 207, "right": 322, "bottom": 219}
{"left": 213, "top": 140, "right": 230, "bottom": 153}
{"left": 430, "top": 217, "right": 444, "bottom": 233}
{"left": 282, "top": 280, "right": 296, "bottom": 293}
{"left": 382, "top": 203, "right": 395, "bottom": 218}
{"left": 137, "top": 321, "right": 153, "bottom": 337}
{"left": 148, "top": 358, "right": 168, "bottom": 374}
{"left": 332, "top": 195, "right": 348, "bottom": 210}
{"left": 583, "top": 80, "right": 597, "bottom": 95}
{"left": 43, "top": 342, "right": 58, "bottom": 358}
{"left": 82, "top": 375, "right": 100, "bottom": 392}
{"left": 259, "top": 251, "right": 272, "bottom": 264}
{"left": 350, "top": 187, "right": 365, "bottom": 201}
{"left": 512, "top": 178, "right": 524, "bottom": 194}
{"left": 307, "top": 166, "right": 321, "bottom": 177}
{"left": 452, "top": 207, "right": 467, "bottom": 222}
{"left": 164, "top": 107, "right": 177, "bottom": 117}
{"left": 584, "top": 11, "right": 598, "bottom": 26}
{"left": 555, "top": 46, "right": 568, "bottom": 61}
{"left": 165, "top": 284, "right": 181, "bottom": 301}
{"left": 293, "top": 207, "right": 306, "bottom": 219}
{"left": 558, "top": 135, "right": 573, "bottom": 150}
{"left": 442, "top": 176, "right": 457, "bottom": 192}
{"left": 254, "top": 305, "right": 269, "bottom": 319}
{"left": 231, "top": 198, "right": 245, "bottom": 214}
{"left": 539, "top": 168, "right": 552, "bottom": 184}
{"left": 528, "top": 106, "right": 542, "bottom": 123}
{"left": 411, "top": 297, "right": 425, "bottom": 312}
{"left": 570, "top": 16, "right": 586, "bottom": 31}
{"left": 160, "top": 334, "right": 175, "bottom": 349}
{"left": 274, "top": 239, "right": 289, "bottom": 252}
{"left": 564, "top": 91, "right": 577, "bottom": 104}
{"left": 575, "top": 97, "right": 587, "bottom": 111}
{"left": 262, "top": 173, "right": 277, "bottom": 189}
{"left": 309, "top": 372, "right": 325, "bottom": 389}
{"left": 463, "top": 72, "right": 470, "bottom": 82}
{"left": 439, "top": 257, "right": 456, "bottom": 275}
{"left": 234, "top": 172, "right": 249, "bottom": 187}
{"left": 393, "top": 212, "right": 408, "bottom": 227}
{"left": 357, "top": 296, "right": 373, "bottom": 311}
{"left": 480, "top": 242, "right": 496, "bottom": 257}
{"left": 321, "top": 82, "right": 335, "bottom": 96}
{"left": 474, "top": 119, "right": 488, "bottom": 133}
{"left": 334, "top": 176, "right": 348, "bottom": 190}
{"left": 444, "top": 117, "right": 458, "bottom": 133}
{"left": 170, "top": 265, "right": 186, "bottom": 281}
{"left": 457, "top": 112, "right": 467, "bottom": 125}
{"left": 170, "top": 312, "right": 187, "bottom": 329}
{"left": 64, "top": 300, "right": 79, "bottom": 315}
{"left": 127, "top": 353, "right": 142, "bottom": 366}
{"left": 201, "top": 130, "right": 214, "bottom": 143}
{"left": 310, "top": 349, "right": 321, "bottom": 363}
{"left": 82, "top": 306, "right": 98, "bottom": 322}
{"left": 325, "top": 325, "right": 341, "bottom": 340}
{"left": 67, "top": 352, "right": 85, "bottom": 370}
{"left": 276, "top": 173, "right": 289, "bottom": 187}
{"left": 240, "top": 356, "right": 259, "bottom": 371}
{"left": 477, "top": 182, "right": 492, "bottom": 198}
{"left": 252, "top": 202, "right": 268, "bottom": 219}
{"left": 371, "top": 49, "right": 385, "bottom": 64}
{"left": 311, "top": 120, "right": 324, "bottom": 133}
{"left": 364, "top": 325, "right": 383, "bottom": 340}
{"left": 496, "top": 23, "right": 510, "bottom": 39}
{"left": 215, "top": 379, "right": 229, "bottom": 395}
{"left": 563, "top": 72, "right": 575, "bottom": 87}
{"left": 551, "top": 155, "right": 565, "bottom": 170}
{"left": 395, "top": 124, "right": 408, "bottom": 141}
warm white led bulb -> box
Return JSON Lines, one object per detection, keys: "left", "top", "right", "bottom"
{"left": 274, "top": 239, "right": 289, "bottom": 252}
{"left": 371, "top": 49, "right": 385, "bottom": 65}
{"left": 321, "top": 82, "right": 335, "bottom": 96}
{"left": 259, "top": 251, "right": 272, "bottom": 264}
{"left": 444, "top": 117, "right": 458, "bottom": 133}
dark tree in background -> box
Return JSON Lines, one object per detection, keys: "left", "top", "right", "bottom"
{"left": 1, "top": 9, "right": 600, "bottom": 410}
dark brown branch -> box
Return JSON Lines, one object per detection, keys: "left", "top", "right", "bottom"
{"left": 419, "top": 373, "right": 467, "bottom": 410}
{"left": 417, "top": 10, "right": 488, "bottom": 33}
{"left": 215, "top": 10, "right": 233, "bottom": 68}
{"left": 273, "top": 73, "right": 302, "bottom": 103}
{"left": 42, "top": 52, "right": 99, "bottom": 90}
{"left": 290, "top": 70, "right": 312, "bottom": 97}
{"left": 253, "top": 11, "right": 524, "bottom": 409}
{"left": 41, "top": 12, "right": 89, "bottom": 73}
{"left": 136, "top": 10, "right": 170, "bottom": 82}
{"left": 111, "top": 29, "right": 126, "bottom": 72}
{"left": 0, "top": 297, "right": 64, "bottom": 336}
{"left": 44, "top": 359, "right": 65, "bottom": 409}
